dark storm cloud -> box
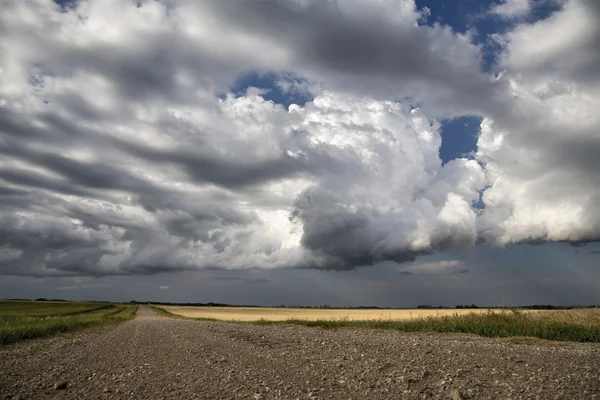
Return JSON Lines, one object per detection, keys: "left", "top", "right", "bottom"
{"left": 0, "top": 168, "right": 96, "bottom": 198}
{"left": 118, "top": 138, "right": 307, "bottom": 189}
{"left": 292, "top": 197, "right": 424, "bottom": 269}
{"left": 208, "top": 0, "right": 500, "bottom": 116}
{"left": 22, "top": 31, "right": 190, "bottom": 106}
{"left": 0, "top": 186, "right": 29, "bottom": 197}
{"left": 0, "top": 0, "right": 597, "bottom": 281}
{"left": 0, "top": 107, "right": 305, "bottom": 199}
{"left": 5, "top": 244, "right": 597, "bottom": 306}
{"left": 0, "top": 138, "right": 151, "bottom": 192}
{"left": 227, "top": 2, "right": 435, "bottom": 76}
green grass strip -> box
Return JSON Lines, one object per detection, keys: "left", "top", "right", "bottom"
{"left": 0, "top": 304, "right": 138, "bottom": 345}
{"left": 0, "top": 301, "right": 111, "bottom": 317}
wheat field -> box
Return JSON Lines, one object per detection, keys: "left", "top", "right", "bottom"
{"left": 156, "top": 306, "right": 600, "bottom": 341}
{"left": 161, "top": 306, "right": 519, "bottom": 322}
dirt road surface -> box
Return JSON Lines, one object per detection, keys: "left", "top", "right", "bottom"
{"left": 1, "top": 306, "right": 599, "bottom": 399}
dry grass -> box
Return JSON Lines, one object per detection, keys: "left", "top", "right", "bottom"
{"left": 528, "top": 308, "right": 600, "bottom": 326}
{"left": 161, "top": 306, "right": 524, "bottom": 322}
{"left": 157, "top": 306, "right": 600, "bottom": 342}
{"left": 269, "top": 308, "right": 600, "bottom": 342}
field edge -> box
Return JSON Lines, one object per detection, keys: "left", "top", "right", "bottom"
{"left": 153, "top": 305, "right": 600, "bottom": 343}
{"left": 0, "top": 304, "right": 138, "bottom": 345}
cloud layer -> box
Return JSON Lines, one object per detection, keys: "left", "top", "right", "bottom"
{"left": 477, "top": 0, "right": 600, "bottom": 245}
{"left": 0, "top": 0, "right": 598, "bottom": 276}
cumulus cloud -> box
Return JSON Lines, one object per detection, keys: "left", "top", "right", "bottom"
{"left": 0, "top": 77, "right": 486, "bottom": 274}
{"left": 490, "top": 0, "right": 531, "bottom": 18}
{"left": 211, "top": 0, "right": 494, "bottom": 116}
{"left": 497, "top": 0, "right": 600, "bottom": 83}
{"left": 477, "top": 0, "right": 600, "bottom": 245}
{"left": 0, "top": 0, "right": 597, "bottom": 277}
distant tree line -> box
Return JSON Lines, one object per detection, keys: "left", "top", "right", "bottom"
{"left": 130, "top": 301, "right": 241, "bottom": 307}
{"left": 4, "top": 299, "right": 597, "bottom": 310}
{"left": 520, "top": 304, "right": 599, "bottom": 310}
{"left": 130, "top": 301, "right": 600, "bottom": 309}
{"left": 35, "top": 298, "right": 68, "bottom": 302}
{"left": 417, "top": 305, "right": 448, "bottom": 309}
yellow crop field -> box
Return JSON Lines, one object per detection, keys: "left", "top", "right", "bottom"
{"left": 161, "top": 306, "right": 517, "bottom": 322}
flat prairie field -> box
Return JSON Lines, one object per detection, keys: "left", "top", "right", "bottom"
{"left": 0, "top": 300, "right": 137, "bottom": 344}
{"left": 0, "top": 300, "right": 109, "bottom": 316}
{"left": 161, "top": 306, "right": 513, "bottom": 321}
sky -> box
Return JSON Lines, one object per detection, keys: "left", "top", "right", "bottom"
{"left": 0, "top": 0, "right": 599, "bottom": 306}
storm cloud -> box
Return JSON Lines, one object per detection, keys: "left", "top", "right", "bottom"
{"left": 0, "top": 0, "right": 598, "bottom": 278}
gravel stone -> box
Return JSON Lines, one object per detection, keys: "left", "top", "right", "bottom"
{"left": 449, "top": 388, "right": 463, "bottom": 400}
{"left": 1, "top": 305, "right": 599, "bottom": 399}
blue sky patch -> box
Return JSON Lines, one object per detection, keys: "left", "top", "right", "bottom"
{"left": 227, "top": 71, "right": 313, "bottom": 109}
{"left": 52, "top": 0, "right": 78, "bottom": 10}
{"left": 416, "top": 0, "right": 506, "bottom": 71}
{"left": 439, "top": 115, "right": 482, "bottom": 164}
{"left": 416, "top": 0, "right": 565, "bottom": 72}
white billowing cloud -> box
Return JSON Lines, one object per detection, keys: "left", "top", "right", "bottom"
{"left": 0, "top": 78, "right": 486, "bottom": 274}
{"left": 0, "top": 0, "right": 492, "bottom": 277}
{"left": 491, "top": 0, "right": 531, "bottom": 18}
{"left": 498, "top": 0, "right": 600, "bottom": 82}
{"left": 0, "top": 0, "right": 598, "bottom": 278}
{"left": 477, "top": 0, "right": 600, "bottom": 245}
{"left": 289, "top": 93, "right": 485, "bottom": 267}
{"left": 0, "top": 0, "right": 494, "bottom": 116}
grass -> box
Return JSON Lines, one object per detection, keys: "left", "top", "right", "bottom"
{"left": 154, "top": 305, "right": 600, "bottom": 343}
{"left": 0, "top": 301, "right": 138, "bottom": 345}
{"left": 150, "top": 304, "right": 183, "bottom": 318}
{"left": 150, "top": 305, "right": 217, "bottom": 321}
{"left": 0, "top": 300, "right": 110, "bottom": 316}
{"left": 254, "top": 309, "right": 600, "bottom": 343}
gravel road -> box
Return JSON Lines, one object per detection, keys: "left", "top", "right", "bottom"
{"left": 1, "top": 305, "right": 599, "bottom": 399}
